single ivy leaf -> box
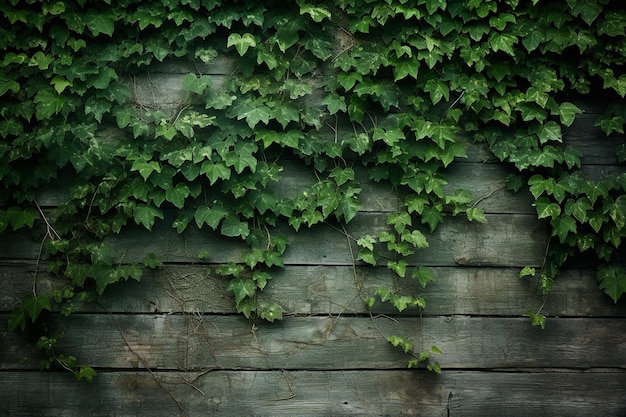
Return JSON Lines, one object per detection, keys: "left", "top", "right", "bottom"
{"left": 182, "top": 73, "right": 212, "bottom": 95}
{"left": 551, "top": 215, "right": 577, "bottom": 242}
{"left": 235, "top": 298, "right": 256, "bottom": 318}
{"left": 534, "top": 197, "right": 561, "bottom": 219}
{"left": 21, "top": 294, "right": 51, "bottom": 322}
{"left": 393, "top": 59, "right": 419, "bottom": 81}
{"left": 165, "top": 183, "right": 190, "bottom": 209}
{"left": 597, "top": 264, "right": 626, "bottom": 303}
{"left": 257, "top": 302, "right": 283, "bottom": 322}
{"left": 412, "top": 265, "right": 436, "bottom": 288}
{"left": 524, "top": 310, "right": 546, "bottom": 329}
{"left": 519, "top": 266, "right": 536, "bottom": 278}
{"left": 227, "top": 33, "right": 257, "bottom": 56}
{"left": 89, "top": 243, "right": 115, "bottom": 266}
{"left": 143, "top": 253, "right": 162, "bottom": 269}
{"left": 401, "top": 229, "right": 429, "bottom": 249}
{"left": 133, "top": 204, "right": 164, "bottom": 231}
{"left": 227, "top": 278, "right": 256, "bottom": 304}
{"left": 322, "top": 93, "right": 347, "bottom": 115}
{"left": 252, "top": 271, "right": 271, "bottom": 290}
{"left": 387, "top": 335, "right": 413, "bottom": 353}
{"left": 34, "top": 88, "right": 67, "bottom": 120}
{"left": 388, "top": 260, "right": 407, "bottom": 278}
{"left": 130, "top": 158, "right": 161, "bottom": 181}
{"left": 75, "top": 366, "right": 97, "bottom": 381}
{"left": 488, "top": 32, "right": 517, "bottom": 56}
{"left": 221, "top": 215, "right": 250, "bottom": 239}
{"left": 201, "top": 161, "right": 231, "bottom": 185}
{"left": 195, "top": 205, "right": 228, "bottom": 229}
{"left": 357, "top": 247, "right": 377, "bottom": 266}
{"left": 85, "top": 9, "right": 115, "bottom": 36}
{"left": 6, "top": 206, "right": 40, "bottom": 230}
{"left": 299, "top": 4, "right": 331, "bottom": 22}
{"left": 556, "top": 102, "right": 582, "bottom": 127}
{"left": 466, "top": 207, "right": 487, "bottom": 223}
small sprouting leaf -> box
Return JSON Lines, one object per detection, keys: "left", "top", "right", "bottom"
{"left": 387, "top": 335, "right": 413, "bottom": 353}
{"left": 524, "top": 310, "right": 546, "bottom": 329}
{"left": 519, "top": 266, "right": 536, "bottom": 278}
{"left": 143, "top": 253, "right": 162, "bottom": 269}
{"left": 75, "top": 366, "right": 97, "bottom": 381}
{"left": 257, "top": 302, "right": 283, "bottom": 322}
{"left": 357, "top": 235, "right": 376, "bottom": 251}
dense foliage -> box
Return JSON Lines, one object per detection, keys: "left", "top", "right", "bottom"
{"left": 1, "top": 0, "right": 625, "bottom": 377}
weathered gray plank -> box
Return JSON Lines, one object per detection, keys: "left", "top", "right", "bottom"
{"left": 0, "top": 212, "right": 550, "bottom": 267}
{"left": 3, "top": 315, "right": 625, "bottom": 370}
{"left": 1, "top": 370, "right": 625, "bottom": 417}
{"left": 3, "top": 263, "right": 624, "bottom": 317}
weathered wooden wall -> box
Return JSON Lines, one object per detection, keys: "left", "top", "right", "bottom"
{"left": 2, "top": 61, "right": 626, "bottom": 417}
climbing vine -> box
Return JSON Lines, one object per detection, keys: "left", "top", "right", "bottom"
{"left": 2, "top": 0, "right": 625, "bottom": 378}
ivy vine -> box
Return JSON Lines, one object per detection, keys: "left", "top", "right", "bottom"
{"left": 2, "top": 0, "right": 625, "bottom": 378}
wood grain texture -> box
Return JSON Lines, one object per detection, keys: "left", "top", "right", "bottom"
{"left": 3, "top": 314, "right": 625, "bottom": 370}
{"left": 3, "top": 263, "right": 625, "bottom": 317}
{"left": 1, "top": 370, "right": 625, "bottom": 417}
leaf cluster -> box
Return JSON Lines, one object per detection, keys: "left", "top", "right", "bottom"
{"left": 2, "top": 0, "right": 625, "bottom": 376}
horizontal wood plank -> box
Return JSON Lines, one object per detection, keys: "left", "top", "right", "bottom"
{"left": 1, "top": 370, "right": 624, "bottom": 417}
{"left": 2, "top": 315, "right": 625, "bottom": 370}
{"left": 2, "top": 263, "right": 624, "bottom": 317}
{"left": 0, "top": 212, "right": 550, "bottom": 267}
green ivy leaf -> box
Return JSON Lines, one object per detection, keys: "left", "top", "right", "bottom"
{"left": 524, "top": 310, "right": 546, "bottom": 329}
{"left": 466, "top": 207, "right": 487, "bottom": 223}
{"left": 227, "top": 278, "right": 256, "bottom": 303}
{"left": 412, "top": 266, "right": 436, "bottom": 288}
{"left": 257, "top": 302, "right": 283, "bottom": 322}
{"left": 133, "top": 204, "right": 164, "bottom": 231}
{"left": 357, "top": 247, "right": 377, "bottom": 266}
{"left": 387, "top": 335, "right": 413, "bottom": 353}
{"left": 227, "top": 33, "right": 257, "bottom": 56}
{"left": 299, "top": 4, "right": 331, "bottom": 22}
{"left": 556, "top": 102, "right": 582, "bottom": 127}
{"left": 6, "top": 206, "right": 40, "bottom": 230}
{"left": 85, "top": 9, "right": 115, "bottom": 36}
{"left": 131, "top": 158, "right": 161, "bottom": 181}
{"left": 182, "top": 73, "right": 212, "bottom": 95}
{"left": 21, "top": 294, "right": 51, "bottom": 322}
{"left": 534, "top": 197, "right": 561, "bottom": 219}
{"left": 221, "top": 215, "right": 250, "bottom": 238}
{"left": 165, "top": 183, "right": 190, "bottom": 209}
{"left": 598, "top": 264, "right": 626, "bottom": 303}
{"left": 551, "top": 215, "right": 577, "bottom": 242}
